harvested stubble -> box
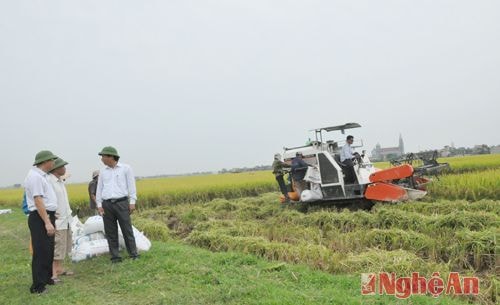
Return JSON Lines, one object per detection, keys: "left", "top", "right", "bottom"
{"left": 186, "top": 231, "right": 345, "bottom": 272}
{"left": 338, "top": 229, "right": 437, "bottom": 259}
{"left": 131, "top": 192, "right": 498, "bottom": 304}
{"left": 449, "top": 229, "right": 498, "bottom": 271}
{"left": 384, "top": 199, "right": 500, "bottom": 215}
{"left": 135, "top": 194, "right": 497, "bottom": 281}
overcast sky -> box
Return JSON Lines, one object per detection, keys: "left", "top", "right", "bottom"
{"left": 1, "top": 0, "right": 499, "bottom": 187}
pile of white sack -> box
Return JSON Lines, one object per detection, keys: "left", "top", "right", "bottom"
{"left": 70, "top": 215, "right": 151, "bottom": 262}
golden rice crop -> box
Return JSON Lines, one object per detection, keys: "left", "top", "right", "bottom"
{"left": 2, "top": 154, "right": 498, "bottom": 210}
{"left": 428, "top": 169, "right": 500, "bottom": 200}
{"left": 439, "top": 154, "right": 500, "bottom": 172}
{"left": 374, "top": 153, "right": 500, "bottom": 172}
{"left": 0, "top": 171, "right": 276, "bottom": 212}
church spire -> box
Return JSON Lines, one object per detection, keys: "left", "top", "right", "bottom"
{"left": 399, "top": 134, "right": 404, "bottom": 154}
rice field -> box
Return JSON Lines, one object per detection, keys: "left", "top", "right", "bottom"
{"left": 0, "top": 153, "right": 498, "bottom": 303}
{"left": 0, "top": 171, "right": 276, "bottom": 212}
{"left": 428, "top": 168, "right": 500, "bottom": 200}
{"left": 1, "top": 154, "right": 498, "bottom": 209}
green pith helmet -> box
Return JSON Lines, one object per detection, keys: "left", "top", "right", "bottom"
{"left": 33, "top": 150, "right": 58, "bottom": 166}
{"left": 98, "top": 146, "right": 120, "bottom": 157}
{"left": 50, "top": 158, "right": 68, "bottom": 172}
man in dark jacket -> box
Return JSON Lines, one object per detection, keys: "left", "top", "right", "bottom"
{"left": 272, "top": 153, "right": 291, "bottom": 202}
{"left": 88, "top": 170, "right": 99, "bottom": 215}
{"left": 291, "top": 152, "right": 313, "bottom": 196}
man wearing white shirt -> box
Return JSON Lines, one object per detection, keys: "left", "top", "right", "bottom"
{"left": 24, "top": 150, "right": 58, "bottom": 294}
{"left": 96, "top": 146, "right": 138, "bottom": 263}
{"left": 48, "top": 158, "right": 74, "bottom": 282}
{"left": 340, "top": 136, "right": 355, "bottom": 163}
{"left": 340, "top": 135, "right": 357, "bottom": 184}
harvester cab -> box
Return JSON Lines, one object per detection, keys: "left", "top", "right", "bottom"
{"left": 280, "top": 123, "right": 428, "bottom": 206}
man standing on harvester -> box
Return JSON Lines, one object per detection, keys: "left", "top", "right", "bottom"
{"left": 272, "top": 153, "right": 291, "bottom": 202}
{"left": 291, "top": 152, "right": 313, "bottom": 196}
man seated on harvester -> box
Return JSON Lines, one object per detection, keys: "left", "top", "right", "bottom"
{"left": 340, "top": 135, "right": 361, "bottom": 184}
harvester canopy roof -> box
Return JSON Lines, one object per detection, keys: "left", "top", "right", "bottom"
{"left": 312, "top": 123, "right": 361, "bottom": 134}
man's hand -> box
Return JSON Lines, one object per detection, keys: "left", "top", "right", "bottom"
{"left": 45, "top": 222, "right": 55, "bottom": 236}
{"left": 98, "top": 207, "right": 104, "bottom": 216}
{"left": 129, "top": 204, "right": 136, "bottom": 214}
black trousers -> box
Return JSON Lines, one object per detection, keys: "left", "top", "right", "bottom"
{"left": 275, "top": 175, "right": 289, "bottom": 197}
{"left": 28, "top": 210, "right": 55, "bottom": 293}
{"left": 102, "top": 198, "right": 137, "bottom": 260}
{"left": 342, "top": 159, "right": 356, "bottom": 184}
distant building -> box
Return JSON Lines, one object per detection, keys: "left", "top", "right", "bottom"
{"left": 371, "top": 134, "right": 405, "bottom": 161}
{"left": 472, "top": 144, "right": 490, "bottom": 155}
{"left": 490, "top": 145, "right": 500, "bottom": 154}
{"left": 439, "top": 146, "right": 452, "bottom": 157}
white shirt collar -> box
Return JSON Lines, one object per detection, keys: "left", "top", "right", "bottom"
{"left": 49, "top": 173, "right": 64, "bottom": 182}
{"left": 33, "top": 166, "right": 48, "bottom": 177}
{"left": 105, "top": 162, "right": 122, "bottom": 169}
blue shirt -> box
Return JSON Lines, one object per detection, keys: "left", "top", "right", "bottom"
{"left": 291, "top": 158, "right": 310, "bottom": 181}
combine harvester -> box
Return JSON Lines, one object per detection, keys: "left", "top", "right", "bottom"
{"left": 280, "top": 123, "right": 446, "bottom": 209}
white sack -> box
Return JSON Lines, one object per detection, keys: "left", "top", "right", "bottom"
{"left": 83, "top": 215, "right": 105, "bottom": 235}
{"left": 71, "top": 239, "right": 109, "bottom": 262}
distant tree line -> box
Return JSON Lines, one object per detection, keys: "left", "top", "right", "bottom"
{"left": 218, "top": 165, "right": 272, "bottom": 174}
{"left": 437, "top": 144, "right": 493, "bottom": 157}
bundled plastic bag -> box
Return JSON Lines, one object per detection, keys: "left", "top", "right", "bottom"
{"left": 22, "top": 192, "right": 29, "bottom": 215}
{"left": 118, "top": 226, "right": 151, "bottom": 251}
{"left": 304, "top": 167, "right": 321, "bottom": 183}
{"left": 0, "top": 209, "right": 12, "bottom": 215}
{"left": 300, "top": 183, "right": 323, "bottom": 202}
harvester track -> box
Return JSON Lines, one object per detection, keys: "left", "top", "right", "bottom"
{"left": 292, "top": 198, "right": 374, "bottom": 213}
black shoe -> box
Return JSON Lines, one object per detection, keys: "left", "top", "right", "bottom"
{"left": 47, "top": 279, "right": 55, "bottom": 285}
{"left": 30, "top": 287, "right": 47, "bottom": 294}
{"left": 130, "top": 254, "right": 140, "bottom": 260}
{"left": 111, "top": 257, "right": 123, "bottom": 263}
